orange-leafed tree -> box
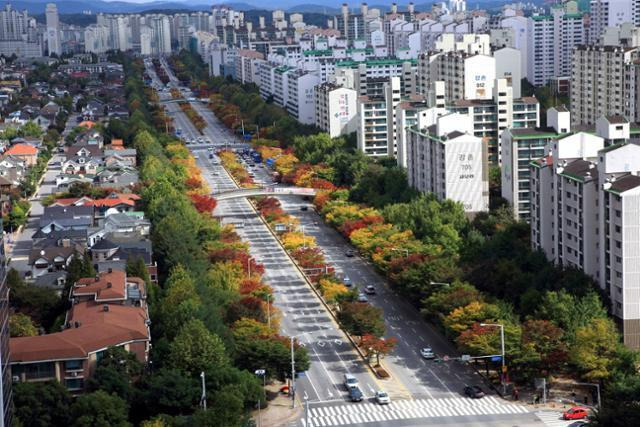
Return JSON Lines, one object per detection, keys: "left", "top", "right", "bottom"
{"left": 360, "top": 334, "right": 398, "bottom": 366}
{"left": 190, "top": 194, "right": 217, "bottom": 213}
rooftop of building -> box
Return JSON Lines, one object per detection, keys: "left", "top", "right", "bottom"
{"left": 10, "top": 301, "right": 148, "bottom": 363}
{"left": 558, "top": 159, "right": 597, "bottom": 183}
{"left": 607, "top": 174, "right": 640, "bottom": 194}
{"left": 509, "top": 127, "right": 566, "bottom": 140}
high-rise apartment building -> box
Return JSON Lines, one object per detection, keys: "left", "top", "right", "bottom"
{"left": 315, "top": 83, "right": 358, "bottom": 138}
{"left": 589, "top": 0, "right": 634, "bottom": 43}
{"left": 570, "top": 44, "right": 639, "bottom": 126}
{"left": 406, "top": 111, "right": 489, "bottom": 214}
{"left": 45, "top": 3, "right": 61, "bottom": 56}
{"left": 530, "top": 115, "right": 640, "bottom": 348}
{"left": 0, "top": 219, "right": 10, "bottom": 427}
{"left": 527, "top": 1, "right": 584, "bottom": 86}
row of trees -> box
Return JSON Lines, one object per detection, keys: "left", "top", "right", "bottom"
{"left": 254, "top": 195, "right": 395, "bottom": 375}
{"left": 172, "top": 50, "right": 640, "bottom": 423}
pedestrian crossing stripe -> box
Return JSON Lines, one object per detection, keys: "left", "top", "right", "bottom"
{"left": 302, "top": 396, "right": 529, "bottom": 427}
{"left": 535, "top": 411, "right": 574, "bottom": 427}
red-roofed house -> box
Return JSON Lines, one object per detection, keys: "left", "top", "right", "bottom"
{"left": 110, "top": 139, "right": 124, "bottom": 150}
{"left": 4, "top": 144, "right": 38, "bottom": 166}
{"left": 10, "top": 269, "right": 149, "bottom": 392}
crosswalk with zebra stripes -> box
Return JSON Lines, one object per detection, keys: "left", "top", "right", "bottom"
{"left": 301, "top": 396, "right": 529, "bottom": 426}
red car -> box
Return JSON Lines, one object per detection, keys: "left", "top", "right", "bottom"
{"left": 563, "top": 406, "right": 589, "bottom": 420}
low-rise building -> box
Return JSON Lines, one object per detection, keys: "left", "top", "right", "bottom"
{"left": 10, "top": 269, "right": 150, "bottom": 392}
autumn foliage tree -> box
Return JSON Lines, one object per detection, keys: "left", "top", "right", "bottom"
{"left": 190, "top": 194, "right": 217, "bottom": 213}
{"left": 360, "top": 334, "right": 398, "bottom": 366}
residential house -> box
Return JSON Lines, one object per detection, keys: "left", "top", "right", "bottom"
{"left": 91, "top": 234, "right": 156, "bottom": 283}
{"left": 4, "top": 144, "right": 38, "bottom": 166}
{"left": 38, "top": 205, "right": 95, "bottom": 234}
{"left": 96, "top": 167, "right": 139, "bottom": 189}
{"left": 104, "top": 149, "right": 136, "bottom": 167}
{"left": 10, "top": 269, "right": 150, "bottom": 392}
{"left": 28, "top": 246, "right": 76, "bottom": 278}
{"left": 55, "top": 174, "right": 95, "bottom": 190}
{"left": 0, "top": 155, "right": 26, "bottom": 188}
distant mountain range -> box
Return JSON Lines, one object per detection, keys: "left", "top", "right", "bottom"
{"left": 1, "top": 0, "right": 535, "bottom": 15}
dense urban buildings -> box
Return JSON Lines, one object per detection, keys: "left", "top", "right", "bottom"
{"left": 3, "top": 0, "right": 640, "bottom": 425}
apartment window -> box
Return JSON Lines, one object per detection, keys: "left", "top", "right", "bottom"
{"left": 615, "top": 240, "right": 622, "bottom": 249}
{"left": 616, "top": 256, "right": 622, "bottom": 263}
{"left": 616, "top": 271, "right": 623, "bottom": 279}
{"left": 615, "top": 209, "right": 621, "bottom": 217}
{"left": 64, "top": 378, "right": 85, "bottom": 390}
{"left": 65, "top": 360, "right": 83, "bottom": 371}
{"left": 615, "top": 225, "right": 621, "bottom": 233}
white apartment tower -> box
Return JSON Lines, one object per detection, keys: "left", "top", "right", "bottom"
{"left": 530, "top": 116, "right": 640, "bottom": 348}
{"left": 589, "top": 0, "right": 634, "bottom": 43}
{"left": 315, "top": 83, "right": 358, "bottom": 138}
{"left": 406, "top": 111, "right": 489, "bottom": 214}
{"left": 527, "top": 1, "right": 584, "bottom": 86}
{"left": 45, "top": 3, "right": 61, "bottom": 56}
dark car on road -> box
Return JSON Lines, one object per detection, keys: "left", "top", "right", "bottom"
{"left": 345, "top": 249, "right": 356, "bottom": 257}
{"left": 464, "top": 385, "right": 485, "bottom": 399}
{"left": 349, "top": 386, "right": 364, "bottom": 402}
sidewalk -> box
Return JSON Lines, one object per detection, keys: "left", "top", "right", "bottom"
{"left": 253, "top": 381, "right": 302, "bottom": 427}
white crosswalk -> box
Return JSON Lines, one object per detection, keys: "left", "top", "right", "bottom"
{"left": 535, "top": 411, "right": 575, "bottom": 427}
{"left": 301, "top": 396, "right": 529, "bottom": 426}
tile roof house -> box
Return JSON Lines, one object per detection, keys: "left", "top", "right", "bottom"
{"left": 3, "top": 143, "right": 38, "bottom": 166}
{"left": 28, "top": 246, "right": 76, "bottom": 278}
{"left": 10, "top": 269, "right": 150, "bottom": 393}
{"left": 38, "top": 205, "right": 95, "bottom": 234}
{"left": 104, "top": 148, "right": 137, "bottom": 167}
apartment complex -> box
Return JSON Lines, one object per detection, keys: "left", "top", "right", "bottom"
{"left": 315, "top": 83, "right": 358, "bottom": 138}
{"left": 502, "top": 107, "right": 571, "bottom": 221}
{"left": 0, "top": 220, "right": 9, "bottom": 427}
{"left": 530, "top": 115, "right": 640, "bottom": 348}
{"left": 570, "top": 44, "right": 639, "bottom": 126}
{"left": 406, "top": 111, "right": 489, "bottom": 214}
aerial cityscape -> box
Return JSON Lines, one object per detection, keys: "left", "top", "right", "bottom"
{"left": 0, "top": 0, "right": 639, "bottom": 426}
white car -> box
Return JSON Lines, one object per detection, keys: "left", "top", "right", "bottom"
{"left": 375, "top": 391, "right": 390, "bottom": 405}
{"left": 420, "top": 347, "right": 435, "bottom": 359}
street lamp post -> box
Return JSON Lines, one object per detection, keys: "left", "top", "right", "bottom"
{"left": 254, "top": 369, "right": 266, "bottom": 427}
{"left": 200, "top": 371, "right": 207, "bottom": 410}
{"left": 290, "top": 336, "right": 296, "bottom": 409}
{"left": 480, "top": 323, "right": 506, "bottom": 396}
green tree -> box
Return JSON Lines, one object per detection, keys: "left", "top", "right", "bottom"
{"left": 126, "top": 255, "right": 151, "bottom": 283}
{"left": 337, "top": 302, "right": 386, "bottom": 339}
{"left": 9, "top": 313, "right": 38, "bottom": 337}
{"left": 135, "top": 368, "right": 200, "bottom": 418}
{"left": 87, "top": 347, "right": 143, "bottom": 400}
{"left": 570, "top": 318, "right": 620, "bottom": 382}
{"left": 191, "top": 386, "right": 245, "bottom": 427}
{"left": 70, "top": 391, "right": 130, "bottom": 427}
{"left": 169, "top": 319, "right": 228, "bottom": 374}
{"left": 13, "top": 381, "right": 72, "bottom": 427}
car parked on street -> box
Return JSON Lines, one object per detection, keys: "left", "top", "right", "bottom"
{"left": 357, "top": 293, "right": 368, "bottom": 303}
{"left": 364, "top": 285, "right": 376, "bottom": 295}
{"left": 345, "top": 249, "right": 355, "bottom": 257}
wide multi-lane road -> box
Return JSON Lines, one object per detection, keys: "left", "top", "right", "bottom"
{"left": 147, "top": 57, "right": 552, "bottom": 427}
